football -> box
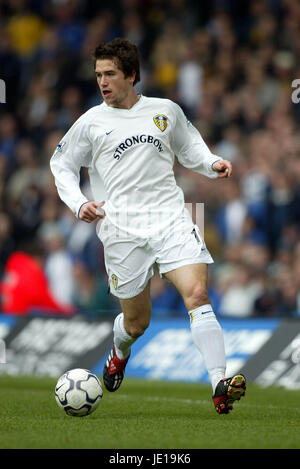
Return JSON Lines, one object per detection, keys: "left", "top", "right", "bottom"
{"left": 55, "top": 368, "right": 103, "bottom": 417}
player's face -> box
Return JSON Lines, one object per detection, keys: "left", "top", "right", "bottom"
{"left": 95, "top": 59, "right": 135, "bottom": 108}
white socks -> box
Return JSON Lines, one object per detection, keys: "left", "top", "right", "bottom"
{"left": 189, "top": 304, "right": 226, "bottom": 394}
{"left": 113, "top": 313, "right": 136, "bottom": 360}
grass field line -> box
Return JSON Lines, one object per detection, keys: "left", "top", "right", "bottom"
{"left": 115, "top": 393, "right": 300, "bottom": 412}
{"left": 116, "top": 393, "right": 209, "bottom": 406}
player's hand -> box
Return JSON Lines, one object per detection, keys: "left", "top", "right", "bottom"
{"left": 79, "top": 201, "right": 106, "bottom": 223}
{"left": 212, "top": 160, "right": 232, "bottom": 178}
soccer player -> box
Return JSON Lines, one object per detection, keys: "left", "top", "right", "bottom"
{"left": 50, "top": 38, "right": 246, "bottom": 414}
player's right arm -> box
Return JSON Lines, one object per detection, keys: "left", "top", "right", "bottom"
{"left": 78, "top": 200, "right": 105, "bottom": 223}
{"left": 50, "top": 115, "right": 104, "bottom": 222}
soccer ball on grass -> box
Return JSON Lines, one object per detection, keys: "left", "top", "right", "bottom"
{"left": 55, "top": 368, "right": 103, "bottom": 417}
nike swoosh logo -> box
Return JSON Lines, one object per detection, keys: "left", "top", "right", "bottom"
{"left": 106, "top": 130, "right": 113, "bottom": 135}
{"left": 202, "top": 310, "right": 213, "bottom": 315}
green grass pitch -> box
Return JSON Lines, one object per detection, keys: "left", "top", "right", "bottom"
{"left": 0, "top": 375, "right": 299, "bottom": 449}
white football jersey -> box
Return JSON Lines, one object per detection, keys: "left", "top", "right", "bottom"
{"left": 50, "top": 96, "right": 222, "bottom": 236}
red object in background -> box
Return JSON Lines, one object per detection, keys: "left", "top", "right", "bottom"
{"left": 0, "top": 251, "right": 74, "bottom": 315}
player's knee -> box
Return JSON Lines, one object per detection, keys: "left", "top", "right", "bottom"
{"left": 127, "top": 323, "right": 149, "bottom": 339}
{"left": 185, "top": 285, "right": 210, "bottom": 311}
{"left": 126, "top": 318, "right": 150, "bottom": 338}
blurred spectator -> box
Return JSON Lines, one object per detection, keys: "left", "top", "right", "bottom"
{"left": 0, "top": 30, "right": 22, "bottom": 111}
{"left": 215, "top": 262, "right": 264, "bottom": 318}
{"left": 56, "top": 85, "right": 83, "bottom": 130}
{"left": 72, "top": 260, "right": 120, "bottom": 318}
{"left": 150, "top": 19, "right": 186, "bottom": 93}
{"left": 51, "top": 0, "right": 86, "bottom": 56}
{"left": 6, "top": 138, "right": 46, "bottom": 201}
{"left": 0, "top": 113, "right": 18, "bottom": 158}
{"left": 0, "top": 212, "right": 15, "bottom": 278}
{"left": 177, "top": 39, "right": 203, "bottom": 117}
{"left": 5, "top": 0, "right": 45, "bottom": 58}
{"left": 214, "top": 125, "right": 241, "bottom": 163}
{"left": 265, "top": 171, "right": 298, "bottom": 253}
{"left": 0, "top": 246, "right": 73, "bottom": 315}
{"left": 20, "top": 75, "right": 53, "bottom": 130}
{"left": 215, "top": 180, "right": 247, "bottom": 245}
{"left": 37, "top": 223, "right": 75, "bottom": 309}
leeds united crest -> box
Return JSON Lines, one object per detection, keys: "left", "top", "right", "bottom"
{"left": 111, "top": 274, "right": 118, "bottom": 289}
{"left": 153, "top": 114, "right": 168, "bottom": 132}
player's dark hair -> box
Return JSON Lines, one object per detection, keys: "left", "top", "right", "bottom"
{"left": 93, "top": 38, "right": 140, "bottom": 86}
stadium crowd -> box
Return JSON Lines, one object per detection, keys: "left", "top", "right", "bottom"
{"left": 0, "top": 0, "right": 299, "bottom": 318}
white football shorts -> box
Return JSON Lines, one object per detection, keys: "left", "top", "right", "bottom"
{"left": 97, "top": 208, "right": 213, "bottom": 299}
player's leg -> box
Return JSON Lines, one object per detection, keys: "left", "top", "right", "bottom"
{"left": 164, "top": 262, "right": 246, "bottom": 414}
{"left": 103, "top": 281, "right": 152, "bottom": 392}
{"left": 99, "top": 221, "right": 155, "bottom": 391}
{"left": 164, "top": 263, "right": 227, "bottom": 390}
{"left": 114, "top": 281, "right": 152, "bottom": 359}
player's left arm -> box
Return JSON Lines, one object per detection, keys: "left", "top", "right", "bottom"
{"left": 170, "top": 102, "right": 229, "bottom": 179}
{"left": 212, "top": 159, "right": 232, "bottom": 178}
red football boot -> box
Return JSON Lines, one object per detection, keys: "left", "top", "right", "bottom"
{"left": 103, "top": 346, "right": 130, "bottom": 392}
{"left": 212, "top": 374, "right": 246, "bottom": 414}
